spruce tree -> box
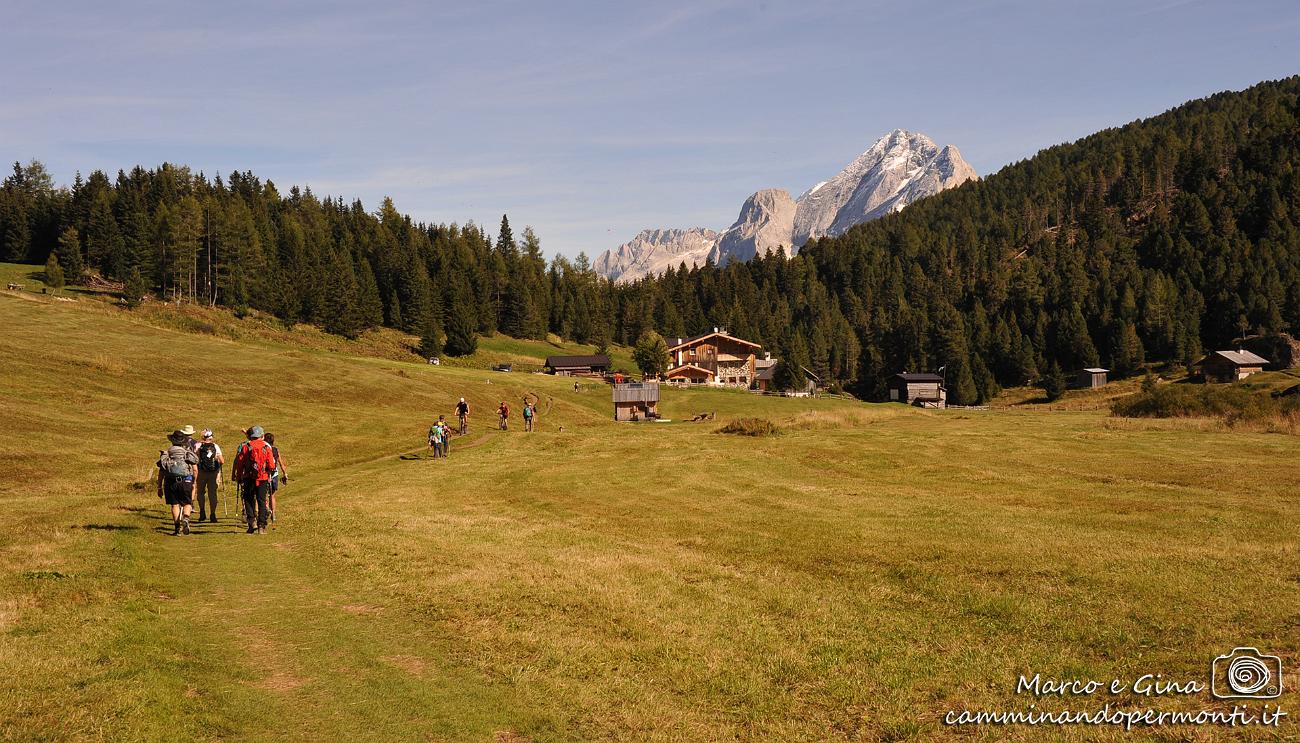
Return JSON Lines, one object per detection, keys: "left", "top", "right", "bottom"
{"left": 633, "top": 330, "right": 670, "bottom": 379}
{"left": 123, "top": 266, "right": 146, "bottom": 308}
{"left": 57, "top": 227, "right": 84, "bottom": 284}
{"left": 44, "top": 252, "right": 64, "bottom": 292}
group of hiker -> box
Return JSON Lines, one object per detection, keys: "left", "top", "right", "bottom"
{"left": 156, "top": 424, "right": 288, "bottom": 536}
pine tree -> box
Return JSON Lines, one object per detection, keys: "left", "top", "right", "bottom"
{"left": 444, "top": 280, "right": 479, "bottom": 356}
{"left": 44, "top": 252, "right": 64, "bottom": 292}
{"left": 419, "top": 311, "right": 444, "bottom": 359}
{"left": 57, "top": 227, "right": 84, "bottom": 283}
{"left": 1040, "top": 361, "right": 1066, "bottom": 402}
{"left": 123, "top": 266, "right": 147, "bottom": 308}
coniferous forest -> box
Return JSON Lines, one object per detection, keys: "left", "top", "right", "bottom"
{"left": 1, "top": 76, "right": 1297, "bottom": 402}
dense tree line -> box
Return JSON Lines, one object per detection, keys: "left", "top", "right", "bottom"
{"left": 603, "top": 76, "right": 1300, "bottom": 401}
{"left": 0, "top": 164, "right": 618, "bottom": 357}
{"left": 3, "top": 76, "right": 1296, "bottom": 402}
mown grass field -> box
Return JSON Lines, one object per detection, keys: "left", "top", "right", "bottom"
{"left": 1, "top": 283, "right": 1297, "bottom": 742}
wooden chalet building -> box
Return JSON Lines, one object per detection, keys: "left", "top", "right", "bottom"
{"left": 544, "top": 354, "right": 611, "bottom": 377}
{"left": 612, "top": 381, "right": 659, "bottom": 421}
{"left": 664, "top": 328, "right": 761, "bottom": 388}
{"left": 887, "top": 373, "right": 947, "bottom": 408}
{"left": 1194, "top": 349, "right": 1268, "bottom": 383}
{"left": 1075, "top": 368, "right": 1109, "bottom": 388}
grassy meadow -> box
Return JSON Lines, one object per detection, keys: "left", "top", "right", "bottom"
{"left": 1, "top": 281, "right": 1297, "bottom": 742}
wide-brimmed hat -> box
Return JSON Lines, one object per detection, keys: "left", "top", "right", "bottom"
{"left": 179, "top": 425, "right": 196, "bottom": 437}
{"left": 248, "top": 425, "right": 265, "bottom": 439}
{"left": 168, "top": 429, "right": 188, "bottom": 445}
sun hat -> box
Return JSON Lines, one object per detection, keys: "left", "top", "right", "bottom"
{"left": 179, "top": 425, "right": 196, "bottom": 436}
{"left": 168, "top": 429, "right": 188, "bottom": 445}
{"left": 249, "top": 425, "right": 265, "bottom": 439}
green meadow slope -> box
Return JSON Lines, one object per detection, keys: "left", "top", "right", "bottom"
{"left": 0, "top": 289, "right": 1297, "bottom": 742}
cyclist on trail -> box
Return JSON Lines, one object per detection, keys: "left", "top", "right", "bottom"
{"left": 497, "top": 401, "right": 509, "bottom": 431}
{"left": 456, "top": 397, "right": 470, "bottom": 434}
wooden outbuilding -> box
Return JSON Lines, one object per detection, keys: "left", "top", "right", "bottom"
{"left": 545, "top": 354, "right": 611, "bottom": 377}
{"left": 612, "top": 381, "right": 660, "bottom": 421}
{"left": 1194, "top": 349, "right": 1268, "bottom": 383}
{"left": 1075, "top": 368, "right": 1109, "bottom": 388}
{"left": 888, "top": 373, "right": 946, "bottom": 408}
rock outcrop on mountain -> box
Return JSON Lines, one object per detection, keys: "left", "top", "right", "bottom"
{"left": 595, "top": 129, "right": 976, "bottom": 283}
{"left": 709, "top": 188, "right": 797, "bottom": 264}
{"left": 791, "top": 129, "right": 978, "bottom": 246}
{"left": 591, "top": 228, "right": 719, "bottom": 284}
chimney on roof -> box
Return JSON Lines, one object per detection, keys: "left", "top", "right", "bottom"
{"left": 764, "top": 351, "right": 771, "bottom": 361}
{"left": 713, "top": 326, "right": 719, "bottom": 333}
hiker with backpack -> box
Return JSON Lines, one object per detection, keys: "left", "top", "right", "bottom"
{"left": 233, "top": 426, "right": 277, "bottom": 535}
{"left": 522, "top": 398, "right": 535, "bottom": 432}
{"left": 428, "top": 419, "right": 444, "bottom": 459}
{"left": 195, "top": 429, "right": 224, "bottom": 523}
{"left": 157, "top": 429, "right": 199, "bottom": 536}
{"left": 438, "top": 415, "right": 451, "bottom": 457}
{"left": 265, "top": 432, "right": 288, "bottom": 524}
{"left": 456, "top": 397, "right": 470, "bottom": 434}
{"left": 498, "top": 401, "right": 509, "bottom": 431}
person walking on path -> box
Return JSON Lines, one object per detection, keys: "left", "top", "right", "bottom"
{"left": 498, "top": 401, "right": 510, "bottom": 431}
{"left": 265, "top": 432, "right": 288, "bottom": 524}
{"left": 157, "top": 429, "right": 199, "bottom": 536}
{"left": 428, "top": 420, "right": 444, "bottom": 459}
{"left": 523, "top": 399, "right": 535, "bottom": 432}
{"left": 456, "top": 397, "right": 470, "bottom": 434}
{"left": 438, "top": 416, "right": 452, "bottom": 457}
{"left": 233, "top": 426, "right": 276, "bottom": 535}
{"left": 195, "top": 429, "right": 224, "bottom": 522}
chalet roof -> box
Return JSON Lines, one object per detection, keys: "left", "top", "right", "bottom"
{"left": 893, "top": 372, "right": 944, "bottom": 383}
{"left": 1082, "top": 367, "right": 1109, "bottom": 373}
{"left": 612, "top": 382, "right": 660, "bottom": 403}
{"left": 756, "top": 364, "right": 777, "bottom": 381}
{"left": 1195, "top": 350, "right": 1269, "bottom": 367}
{"left": 666, "top": 364, "right": 714, "bottom": 377}
{"left": 667, "top": 330, "right": 761, "bottom": 351}
{"left": 545, "top": 354, "right": 611, "bottom": 369}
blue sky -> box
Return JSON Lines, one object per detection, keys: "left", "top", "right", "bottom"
{"left": 2, "top": 0, "right": 1297, "bottom": 258}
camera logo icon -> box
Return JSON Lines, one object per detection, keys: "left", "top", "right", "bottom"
{"left": 1211, "top": 647, "right": 1282, "bottom": 699}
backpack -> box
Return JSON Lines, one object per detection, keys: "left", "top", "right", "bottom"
{"left": 235, "top": 439, "right": 275, "bottom": 483}
{"left": 159, "top": 446, "right": 194, "bottom": 485}
{"left": 198, "top": 442, "right": 220, "bottom": 472}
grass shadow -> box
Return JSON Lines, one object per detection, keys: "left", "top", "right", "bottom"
{"left": 76, "top": 523, "right": 140, "bottom": 531}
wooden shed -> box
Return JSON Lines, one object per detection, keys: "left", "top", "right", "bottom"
{"left": 1194, "top": 349, "right": 1268, "bottom": 383}
{"left": 545, "top": 354, "right": 611, "bottom": 377}
{"left": 1075, "top": 368, "right": 1109, "bottom": 388}
{"left": 887, "top": 373, "right": 946, "bottom": 408}
{"left": 612, "top": 381, "right": 660, "bottom": 421}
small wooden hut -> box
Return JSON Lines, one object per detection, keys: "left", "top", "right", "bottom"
{"left": 1194, "top": 350, "right": 1268, "bottom": 383}
{"left": 887, "top": 373, "right": 946, "bottom": 408}
{"left": 612, "top": 381, "right": 660, "bottom": 421}
{"left": 1075, "top": 368, "right": 1109, "bottom": 388}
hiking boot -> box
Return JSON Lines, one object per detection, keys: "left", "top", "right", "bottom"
{"left": 258, "top": 526, "right": 268, "bottom": 535}
{"left": 198, "top": 512, "right": 206, "bottom": 522}
{"left": 172, "top": 520, "right": 181, "bottom": 536}
{"left": 209, "top": 515, "right": 217, "bottom": 523}
{"left": 246, "top": 523, "right": 256, "bottom": 534}
{"left": 181, "top": 517, "right": 191, "bottom": 535}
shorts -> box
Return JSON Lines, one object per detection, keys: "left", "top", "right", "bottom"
{"left": 164, "top": 478, "right": 193, "bottom": 506}
{"left": 269, "top": 475, "right": 280, "bottom": 494}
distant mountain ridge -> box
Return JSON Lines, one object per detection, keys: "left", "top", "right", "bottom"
{"left": 595, "top": 129, "right": 977, "bottom": 283}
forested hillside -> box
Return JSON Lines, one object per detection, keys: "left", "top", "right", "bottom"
{"left": 3, "top": 76, "right": 1297, "bottom": 402}
{"left": 0, "top": 167, "right": 616, "bottom": 357}
{"left": 613, "top": 76, "right": 1300, "bottom": 401}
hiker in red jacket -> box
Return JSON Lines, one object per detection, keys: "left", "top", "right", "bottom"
{"left": 233, "top": 426, "right": 276, "bottom": 534}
